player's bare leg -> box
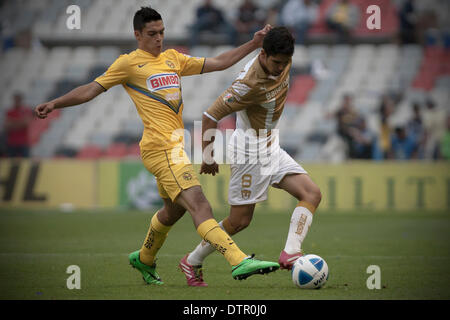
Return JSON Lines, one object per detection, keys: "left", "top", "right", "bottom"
{"left": 174, "top": 186, "right": 218, "bottom": 228}
{"left": 222, "top": 204, "right": 256, "bottom": 235}
{"left": 276, "top": 173, "right": 322, "bottom": 270}
{"left": 277, "top": 174, "right": 322, "bottom": 207}
{"left": 157, "top": 198, "right": 187, "bottom": 225}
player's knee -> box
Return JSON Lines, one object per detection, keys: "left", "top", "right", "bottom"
{"left": 238, "top": 217, "right": 252, "bottom": 232}
{"left": 311, "top": 187, "right": 322, "bottom": 207}
{"left": 158, "top": 207, "right": 185, "bottom": 226}
{"left": 192, "top": 198, "right": 213, "bottom": 216}
{"left": 229, "top": 217, "right": 251, "bottom": 233}
{"left": 306, "top": 187, "right": 322, "bottom": 209}
{"left": 296, "top": 185, "right": 322, "bottom": 208}
{"left": 184, "top": 188, "right": 213, "bottom": 215}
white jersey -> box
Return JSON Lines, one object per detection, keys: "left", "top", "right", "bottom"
{"left": 205, "top": 54, "right": 308, "bottom": 205}
{"left": 206, "top": 54, "right": 291, "bottom": 159}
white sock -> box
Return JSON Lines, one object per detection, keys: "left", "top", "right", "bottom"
{"left": 283, "top": 206, "right": 313, "bottom": 254}
{"left": 187, "top": 220, "right": 225, "bottom": 266}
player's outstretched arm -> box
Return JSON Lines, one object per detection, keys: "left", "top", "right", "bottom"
{"left": 200, "top": 112, "right": 219, "bottom": 176}
{"left": 35, "top": 81, "right": 105, "bottom": 119}
{"left": 202, "top": 24, "right": 272, "bottom": 73}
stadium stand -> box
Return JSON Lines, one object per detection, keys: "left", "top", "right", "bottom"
{"left": 0, "top": 0, "right": 449, "bottom": 161}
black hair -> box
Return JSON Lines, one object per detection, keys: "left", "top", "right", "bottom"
{"left": 262, "top": 27, "right": 295, "bottom": 57}
{"left": 133, "top": 7, "right": 162, "bottom": 31}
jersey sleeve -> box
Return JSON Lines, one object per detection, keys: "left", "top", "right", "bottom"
{"left": 175, "top": 50, "right": 206, "bottom": 76}
{"left": 206, "top": 80, "right": 254, "bottom": 121}
{"left": 94, "top": 54, "right": 130, "bottom": 90}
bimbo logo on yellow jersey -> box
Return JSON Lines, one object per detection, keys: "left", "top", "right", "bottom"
{"left": 147, "top": 73, "right": 180, "bottom": 92}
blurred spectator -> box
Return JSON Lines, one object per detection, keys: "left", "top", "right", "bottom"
{"left": 234, "top": 0, "right": 264, "bottom": 40}
{"left": 378, "top": 95, "right": 396, "bottom": 159}
{"left": 279, "top": 0, "right": 318, "bottom": 44}
{"left": 190, "top": 0, "right": 237, "bottom": 46}
{"left": 0, "top": 127, "right": 6, "bottom": 157}
{"left": 348, "top": 117, "right": 376, "bottom": 159}
{"left": 14, "top": 29, "right": 33, "bottom": 49}
{"left": 325, "top": 0, "right": 360, "bottom": 43}
{"left": 422, "top": 99, "right": 446, "bottom": 159}
{"left": 419, "top": 6, "right": 441, "bottom": 46}
{"left": 334, "top": 94, "right": 360, "bottom": 155}
{"left": 399, "top": 0, "right": 418, "bottom": 44}
{"left": 390, "top": 126, "right": 417, "bottom": 160}
{"left": 4, "top": 93, "right": 33, "bottom": 158}
{"left": 440, "top": 114, "right": 450, "bottom": 160}
{"left": 264, "top": 5, "right": 280, "bottom": 27}
{"left": 406, "top": 102, "right": 425, "bottom": 158}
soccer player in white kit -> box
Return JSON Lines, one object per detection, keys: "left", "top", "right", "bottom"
{"left": 179, "top": 27, "right": 322, "bottom": 287}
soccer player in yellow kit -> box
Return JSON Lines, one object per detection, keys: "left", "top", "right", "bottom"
{"left": 180, "top": 27, "right": 322, "bottom": 286}
{"left": 35, "top": 7, "right": 279, "bottom": 285}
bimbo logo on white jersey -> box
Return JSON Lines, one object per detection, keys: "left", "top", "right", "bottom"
{"left": 147, "top": 73, "right": 180, "bottom": 92}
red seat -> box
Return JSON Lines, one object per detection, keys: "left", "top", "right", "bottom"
{"left": 29, "top": 118, "right": 49, "bottom": 145}
{"left": 127, "top": 143, "right": 141, "bottom": 158}
{"left": 412, "top": 47, "right": 450, "bottom": 91}
{"left": 28, "top": 109, "right": 60, "bottom": 145}
{"left": 425, "top": 47, "right": 445, "bottom": 59}
{"left": 309, "top": 0, "right": 335, "bottom": 35}
{"left": 287, "top": 75, "right": 316, "bottom": 104}
{"left": 104, "top": 143, "right": 128, "bottom": 158}
{"left": 76, "top": 145, "right": 103, "bottom": 159}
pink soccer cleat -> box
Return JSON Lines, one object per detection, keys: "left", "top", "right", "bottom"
{"left": 179, "top": 254, "right": 208, "bottom": 287}
{"left": 278, "top": 250, "right": 303, "bottom": 270}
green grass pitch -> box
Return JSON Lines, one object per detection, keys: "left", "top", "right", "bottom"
{"left": 0, "top": 208, "right": 449, "bottom": 300}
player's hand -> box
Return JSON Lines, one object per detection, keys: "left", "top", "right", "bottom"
{"left": 35, "top": 102, "right": 55, "bottom": 119}
{"left": 252, "top": 24, "right": 273, "bottom": 48}
{"left": 200, "top": 161, "right": 219, "bottom": 176}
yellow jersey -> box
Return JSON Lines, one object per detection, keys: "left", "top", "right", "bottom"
{"left": 95, "top": 48, "right": 205, "bottom": 151}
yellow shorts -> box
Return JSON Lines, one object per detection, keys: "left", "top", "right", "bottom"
{"left": 141, "top": 147, "right": 200, "bottom": 202}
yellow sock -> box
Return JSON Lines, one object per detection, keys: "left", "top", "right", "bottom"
{"left": 197, "top": 219, "right": 247, "bottom": 267}
{"left": 139, "top": 213, "right": 171, "bottom": 266}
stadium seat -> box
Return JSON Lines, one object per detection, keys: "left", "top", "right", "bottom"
{"left": 308, "top": 45, "right": 329, "bottom": 62}
{"left": 2, "top": 0, "right": 446, "bottom": 163}
{"left": 28, "top": 109, "right": 60, "bottom": 146}
{"left": 54, "top": 146, "right": 78, "bottom": 158}
{"left": 127, "top": 143, "right": 141, "bottom": 158}
{"left": 76, "top": 145, "right": 104, "bottom": 159}
{"left": 287, "top": 75, "right": 316, "bottom": 104}
{"left": 412, "top": 47, "right": 449, "bottom": 91}
{"left": 97, "top": 47, "right": 120, "bottom": 66}
{"left": 309, "top": 0, "right": 335, "bottom": 35}
{"left": 104, "top": 143, "right": 128, "bottom": 158}
{"left": 89, "top": 132, "right": 114, "bottom": 149}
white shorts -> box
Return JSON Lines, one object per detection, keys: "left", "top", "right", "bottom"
{"left": 228, "top": 148, "right": 307, "bottom": 205}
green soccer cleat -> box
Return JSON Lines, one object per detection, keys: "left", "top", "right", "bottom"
{"left": 232, "top": 255, "right": 280, "bottom": 280}
{"left": 129, "top": 250, "right": 163, "bottom": 285}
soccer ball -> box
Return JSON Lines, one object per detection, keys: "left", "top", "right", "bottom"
{"left": 291, "top": 254, "right": 329, "bottom": 289}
